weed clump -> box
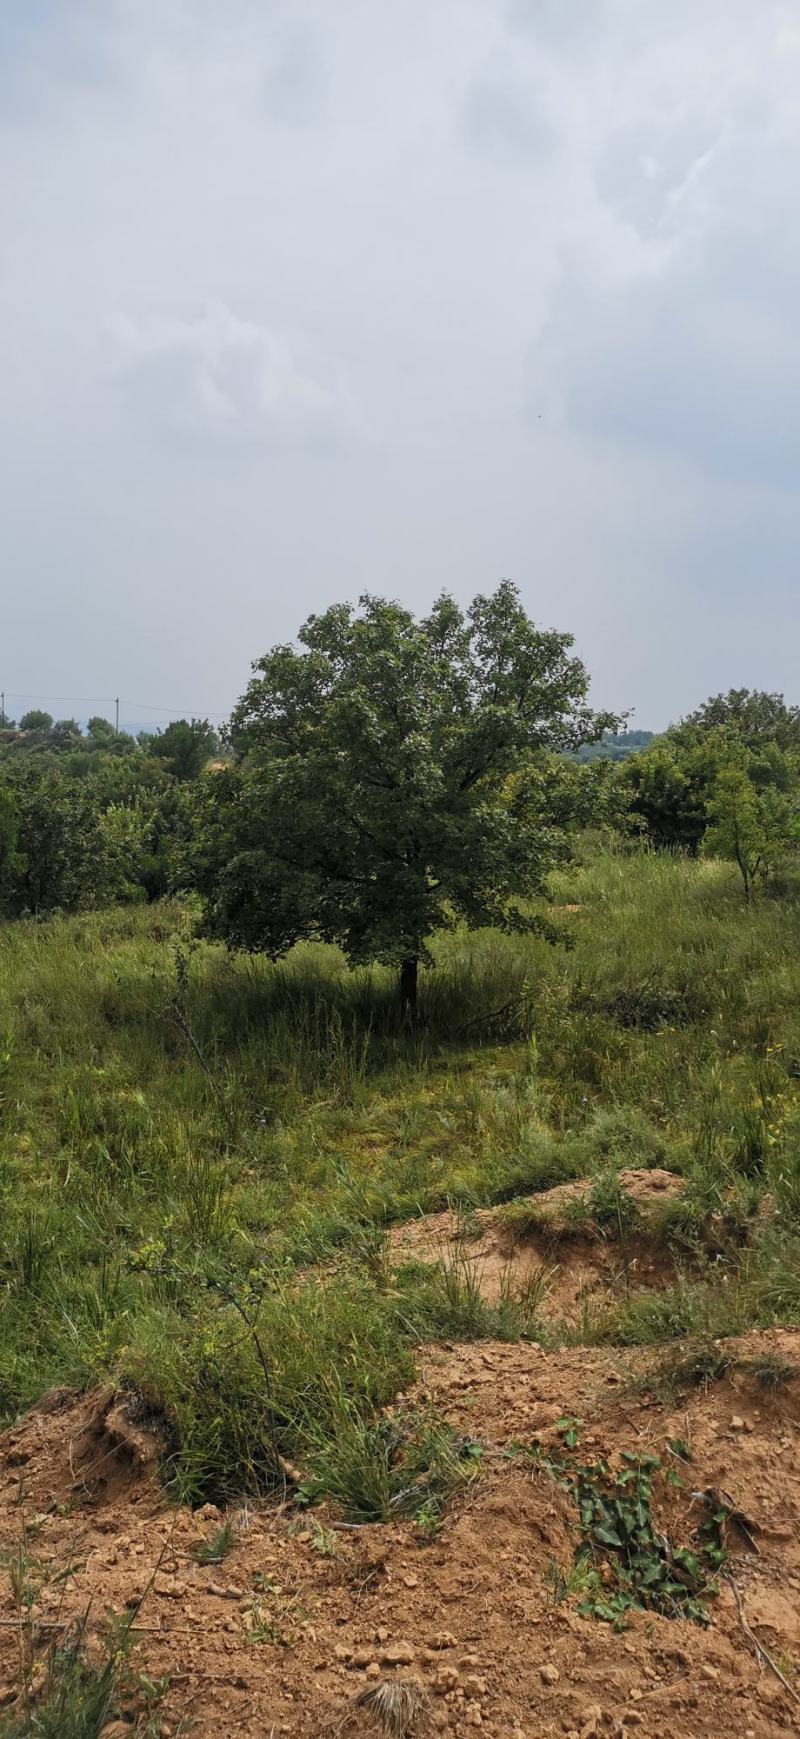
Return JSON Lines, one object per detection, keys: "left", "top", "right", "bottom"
{"left": 534, "top": 1425, "right": 722, "bottom": 1627}
{"left": 299, "top": 1401, "right": 482, "bottom": 1527}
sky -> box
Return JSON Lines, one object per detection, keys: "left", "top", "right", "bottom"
{"left": 1, "top": 0, "right": 799, "bottom": 733}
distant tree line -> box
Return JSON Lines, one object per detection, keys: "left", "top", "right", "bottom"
{"left": 0, "top": 716, "right": 219, "bottom": 916}
{"left": 2, "top": 610, "right": 799, "bottom": 971}
{"left": 621, "top": 688, "right": 800, "bottom": 896}
{"left": 572, "top": 730, "right": 655, "bottom": 764}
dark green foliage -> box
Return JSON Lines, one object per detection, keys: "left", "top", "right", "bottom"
{"left": 619, "top": 738, "right": 723, "bottom": 852}
{"left": 537, "top": 1430, "right": 721, "bottom": 1626}
{"left": 18, "top": 710, "right": 53, "bottom": 733}
{"left": 198, "top": 583, "right": 615, "bottom": 1004}
{"left": 87, "top": 716, "right": 115, "bottom": 743}
{"left": 0, "top": 762, "right": 113, "bottom": 916}
{"left": 0, "top": 736, "right": 202, "bottom": 915}
{"left": 148, "top": 718, "right": 218, "bottom": 782}
{"left": 621, "top": 690, "right": 800, "bottom": 857}
{"left": 0, "top": 789, "right": 20, "bottom": 899}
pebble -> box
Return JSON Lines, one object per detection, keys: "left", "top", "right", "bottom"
{"left": 154, "top": 1575, "right": 187, "bottom": 1599}
{"left": 381, "top": 1640, "right": 416, "bottom": 1666}
{"left": 700, "top": 1663, "right": 719, "bottom": 1682}
{"left": 430, "top": 1632, "right": 459, "bottom": 1650}
{"left": 435, "top": 1665, "right": 461, "bottom": 1693}
{"left": 540, "top": 1664, "right": 560, "bottom": 1685}
{"left": 464, "top": 1676, "right": 488, "bottom": 1698}
{"left": 365, "top": 1662, "right": 382, "bottom": 1680}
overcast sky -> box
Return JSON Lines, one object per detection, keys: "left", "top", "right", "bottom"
{"left": 1, "top": 0, "right": 798, "bottom": 731}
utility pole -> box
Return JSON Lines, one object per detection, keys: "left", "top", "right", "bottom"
{"left": 115, "top": 696, "right": 119, "bottom": 732}
{"left": 0, "top": 692, "right": 4, "bottom": 727}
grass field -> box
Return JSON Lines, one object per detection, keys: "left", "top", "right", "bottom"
{"left": 2, "top": 843, "right": 800, "bottom": 1512}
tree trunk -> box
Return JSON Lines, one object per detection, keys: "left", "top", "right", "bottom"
{"left": 400, "top": 955, "right": 418, "bottom": 1022}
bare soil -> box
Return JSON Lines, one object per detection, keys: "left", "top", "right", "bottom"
{"left": 389, "top": 1169, "right": 683, "bottom": 1323}
{"left": 2, "top": 1320, "right": 800, "bottom": 1738}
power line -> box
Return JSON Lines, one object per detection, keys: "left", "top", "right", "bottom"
{"left": 0, "top": 690, "right": 230, "bottom": 721}
{"left": 122, "top": 701, "right": 231, "bottom": 719}
{"left": 1, "top": 691, "right": 118, "bottom": 706}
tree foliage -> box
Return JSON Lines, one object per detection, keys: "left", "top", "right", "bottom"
{"left": 198, "top": 583, "right": 615, "bottom": 1007}
{"left": 0, "top": 748, "right": 200, "bottom": 917}
{"left": 675, "top": 688, "right": 800, "bottom": 752}
{"left": 702, "top": 743, "right": 800, "bottom": 899}
{"left": 620, "top": 736, "right": 727, "bottom": 852}
{"left": 148, "top": 718, "right": 218, "bottom": 782}
{"left": 18, "top": 710, "right": 53, "bottom": 733}
{"left": 0, "top": 762, "right": 112, "bottom": 916}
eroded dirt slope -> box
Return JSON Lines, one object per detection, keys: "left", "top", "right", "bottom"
{"left": 1, "top": 1331, "right": 800, "bottom": 1738}
{"left": 389, "top": 1168, "right": 683, "bottom": 1323}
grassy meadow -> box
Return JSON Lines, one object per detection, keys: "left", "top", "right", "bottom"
{"left": 2, "top": 843, "right": 800, "bottom": 1513}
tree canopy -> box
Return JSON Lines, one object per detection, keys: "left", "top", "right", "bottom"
{"left": 18, "top": 710, "right": 53, "bottom": 733}
{"left": 702, "top": 742, "right": 800, "bottom": 899}
{"left": 673, "top": 688, "right": 800, "bottom": 751}
{"left": 148, "top": 718, "right": 218, "bottom": 782}
{"left": 197, "top": 582, "right": 615, "bottom": 1010}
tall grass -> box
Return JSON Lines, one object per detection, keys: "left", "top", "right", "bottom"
{"left": 1, "top": 849, "right": 799, "bottom": 1499}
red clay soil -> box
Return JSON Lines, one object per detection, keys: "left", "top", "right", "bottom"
{"left": 2, "top": 1330, "right": 800, "bottom": 1738}
{"left": 389, "top": 1170, "right": 683, "bottom": 1324}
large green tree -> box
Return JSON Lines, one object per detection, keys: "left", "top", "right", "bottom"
{"left": 198, "top": 583, "right": 615, "bottom": 1012}
{"left": 672, "top": 688, "right": 800, "bottom": 752}
{"left": 18, "top": 710, "right": 53, "bottom": 734}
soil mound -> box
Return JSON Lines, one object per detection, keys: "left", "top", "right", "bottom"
{"left": 389, "top": 1170, "right": 683, "bottom": 1323}
{"left": 1, "top": 1334, "right": 800, "bottom": 1736}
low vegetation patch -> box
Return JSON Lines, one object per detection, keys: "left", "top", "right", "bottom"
{"left": 535, "top": 1424, "right": 724, "bottom": 1627}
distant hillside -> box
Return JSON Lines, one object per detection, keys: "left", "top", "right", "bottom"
{"left": 572, "top": 730, "right": 656, "bottom": 764}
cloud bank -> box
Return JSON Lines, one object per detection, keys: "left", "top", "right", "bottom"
{"left": 1, "top": 0, "right": 798, "bottom": 727}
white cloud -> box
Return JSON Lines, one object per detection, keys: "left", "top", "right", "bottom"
{"left": 1, "top": 0, "right": 799, "bottom": 727}
{"left": 107, "top": 302, "right": 351, "bottom": 447}
{"left": 523, "top": 1, "right": 800, "bottom": 483}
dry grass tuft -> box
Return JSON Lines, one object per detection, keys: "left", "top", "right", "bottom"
{"left": 353, "top": 1679, "right": 429, "bottom": 1736}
